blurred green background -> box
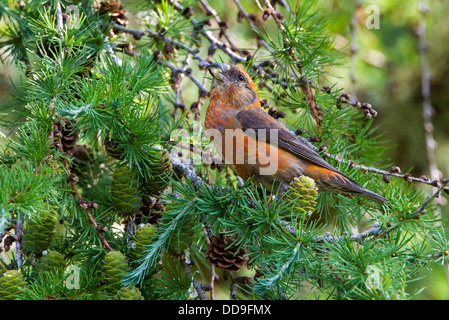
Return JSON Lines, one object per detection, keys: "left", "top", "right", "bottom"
{"left": 1, "top": 0, "right": 448, "bottom": 299}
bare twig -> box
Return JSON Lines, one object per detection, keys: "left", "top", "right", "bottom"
{"left": 111, "top": 23, "right": 209, "bottom": 68}
{"left": 315, "top": 222, "right": 383, "bottom": 244}
{"left": 336, "top": 92, "right": 378, "bottom": 119}
{"left": 415, "top": 178, "right": 449, "bottom": 215}
{"left": 199, "top": 0, "right": 240, "bottom": 52}
{"left": 55, "top": 0, "right": 64, "bottom": 35}
{"left": 170, "top": 155, "right": 211, "bottom": 191}
{"left": 181, "top": 258, "right": 210, "bottom": 300}
{"left": 223, "top": 271, "right": 252, "bottom": 300}
{"left": 15, "top": 217, "right": 24, "bottom": 269}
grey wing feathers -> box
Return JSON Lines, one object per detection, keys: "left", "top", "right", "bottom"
{"left": 235, "top": 108, "right": 339, "bottom": 173}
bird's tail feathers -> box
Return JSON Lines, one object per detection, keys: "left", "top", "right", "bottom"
{"left": 317, "top": 170, "right": 388, "bottom": 205}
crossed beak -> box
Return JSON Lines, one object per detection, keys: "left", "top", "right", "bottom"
{"left": 207, "top": 63, "right": 226, "bottom": 81}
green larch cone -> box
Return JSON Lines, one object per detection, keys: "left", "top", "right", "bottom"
{"left": 130, "top": 223, "right": 157, "bottom": 261}
{"left": 169, "top": 215, "right": 196, "bottom": 255}
{"left": 22, "top": 215, "right": 56, "bottom": 255}
{"left": 103, "top": 251, "right": 131, "bottom": 292}
{"left": 0, "top": 270, "right": 28, "bottom": 300}
{"left": 35, "top": 250, "right": 66, "bottom": 273}
{"left": 116, "top": 286, "right": 144, "bottom": 300}
{"left": 140, "top": 145, "right": 173, "bottom": 194}
{"left": 286, "top": 176, "right": 318, "bottom": 216}
{"left": 110, "top": 165, "right": 142, "bottom": 216}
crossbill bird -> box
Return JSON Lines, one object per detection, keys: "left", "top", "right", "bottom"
{"left": 204, "top": 63, "right": 387, "bottom": 205}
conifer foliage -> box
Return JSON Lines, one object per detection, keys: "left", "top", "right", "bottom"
{"left": 0, "top": 0, "right": 448, "bottom": 300}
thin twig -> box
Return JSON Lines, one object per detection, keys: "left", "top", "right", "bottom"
{"left": 314, "top": 222, "right": 383, "bottom": 244}
{"left": 170, "top": 155, "right": 211, "bottom": 191}
{"left": 416, "top": 178, "right": 449, "bottom": 215}
{"left": 15, "top": 217, "right": 24, "bottom": 269}
{"left": 223, "top": 271, "right": 252, "bottom": 300}
{"left": 181, "top": 258, "right": 210, "bottom": 300}
{"left": 55, "top": 0, "right": 64, "bottom": 35}
{"left": 199, "top": 0, "right": 239, "bottom": 52}
{"left": 111, "top": 23, "right": 209, "bottom": 68}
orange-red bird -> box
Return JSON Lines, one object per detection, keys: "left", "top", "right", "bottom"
{"left": 204, "top": 63, "right": 387, "bottom": 204}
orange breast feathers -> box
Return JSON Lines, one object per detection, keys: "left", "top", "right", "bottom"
{"left": 204, "top": 104, "right": 305, "bottom": 184}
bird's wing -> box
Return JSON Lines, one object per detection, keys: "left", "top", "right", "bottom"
{"left": 235, "top": 108, "right": 339, "bottom": 173}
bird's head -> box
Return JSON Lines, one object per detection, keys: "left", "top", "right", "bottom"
{"left": 207, "top": 63, "right": 260, "bottom": 109}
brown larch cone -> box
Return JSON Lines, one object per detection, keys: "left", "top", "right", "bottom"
{"left": 59, "top": 120, "right": 79, "bottom": 156}
{"left": 205, "top": 234, "right": 248, "bottom": 272}
{"left": 135, "top": 195, "right": 165, "bottom": 225}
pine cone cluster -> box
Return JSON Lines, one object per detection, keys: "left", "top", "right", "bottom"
{"left": 206, "top": 234, "right": 248, "bottom": 272}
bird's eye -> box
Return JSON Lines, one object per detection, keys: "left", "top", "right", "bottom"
{"left": 237, "top": 74, "right": 245, "bottom": 81}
